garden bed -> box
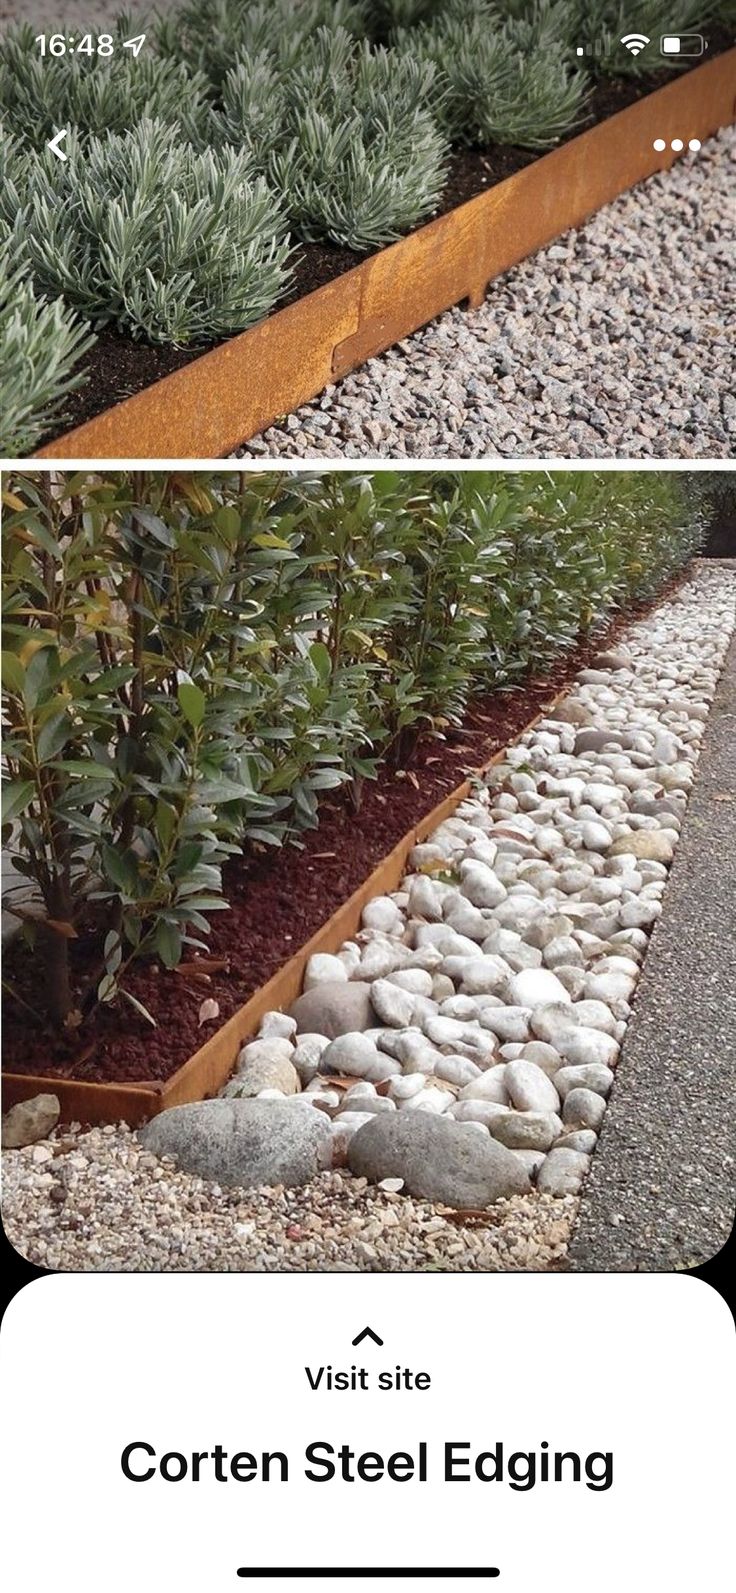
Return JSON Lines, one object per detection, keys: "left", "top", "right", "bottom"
{"left": 1, "top": 688, "right": 567, "bottom": 1124}
{"left": 1, "top": 577, "right": 686, "bottom": 1125}
{"left": 5, "top": 561, "right": 735, "bottom": 1275}
{"left": 2, "top": 466, "right": 719, "bottom": 1128}
{"left": 36, "top": 47, "right": 736, "bottom": 461}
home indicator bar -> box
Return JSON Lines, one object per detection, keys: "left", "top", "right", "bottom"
{"left": 236, "top": 1572, "right": 501, "bottom": 1582}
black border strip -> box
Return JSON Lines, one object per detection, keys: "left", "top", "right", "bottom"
{"left": 236, "top": 1573, "right": 501, "bottom": 1581}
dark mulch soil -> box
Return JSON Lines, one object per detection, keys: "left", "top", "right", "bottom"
{"left": 2, "top": 579, "right": 688, "bottom": 1086}
{"left": 42, "top": 42, "right": 732, "bottom": 444}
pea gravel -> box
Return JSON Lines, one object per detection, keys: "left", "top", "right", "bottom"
{"left": 238, "top": 126, "right": 736, "bottom": 461}
{"left": 2, "top": 1128, "right": 575, "bottom": 1272}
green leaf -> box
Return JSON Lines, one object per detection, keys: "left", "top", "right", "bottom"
{"left": 101, "top": 844, "right": 138, "bottom": 893}
{"left": 155, "top": 799, "right": 177, "bottom": 850}
{"left": 23, "top": 645, "right": 57, "bottom": 711}
{"left": 1, "top": 780, "right": 34, "bottom": 824}
{"left": 307, "top": 768, "right": 346, "bottom": 790}
{"left": 36, "top": 709, "right": 70, "bottom": 763}
{"left": 134, "top": 509, "right": 176, "bottom": 548}
{"left": 309, "top": 642, "right": 332, "bottom": 683}
{"left": 85, "top": 666, "right": 138, "bottom": 695}
{"left": 215, "top": 504, "right": 241, "bottom": 540}
{"left": 177, "top": 678, "right": 206, "bottom": 728}
{"left": 1, "top": 652, "right": 24, "bottom": 694}
{"left": 97, "top": 972, "right": 117, "bottom": 1004}
{"left": 24, "top": 514, "right": 63, "bottom": 561}
{"left": 252, "top": 531, "right": 293, "bottom": 550}
{"left": 172, "top": 840, "right": 204, "bottom": 877}
{"left": 155, "top": 919, "right": 182, "bottom": 969}
{"left": 49, "top": 759, "right": 115, "bottom": 782}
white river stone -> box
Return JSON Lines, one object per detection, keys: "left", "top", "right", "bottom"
{"left": 507, "top": 967, "right": 573, "bottom": 1008}
{"left": 554, "top": 1064, "right": 615, "bottom": 1100}
{"left": 562, "top": 1087, "right": 607, "bottom": 1131}
{"left": 536, "top": 1147, "right": 591, "bottom": 1195}
{"left": 303, "top": 953, "right": 349, "bottom": 990}
{"left": 504, "top": 1060, "right": 561, "bottom": 1114}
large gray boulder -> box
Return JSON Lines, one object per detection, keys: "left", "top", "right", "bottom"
{"left": 347, "top": 1112, "right": 530, "bottom": 1209}
{"left": 139, "top": 1099, "right": 331, "bottom": 1188}
{"left": 289, "top": 979, "right": 376, "bottom": 1038}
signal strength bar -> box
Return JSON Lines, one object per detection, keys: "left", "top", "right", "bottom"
{"left": 575, "top": 41, "right": 606, "bottom": 56}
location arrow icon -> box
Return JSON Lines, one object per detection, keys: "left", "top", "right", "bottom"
{"left": 351, "top": 1326, "right": 383, "bottom": 1347}
{"left": 123, "top": 33, "right": 147, "bottom": 57}
{"left": 47, "top": 129, "right": 69, "bottom": 162}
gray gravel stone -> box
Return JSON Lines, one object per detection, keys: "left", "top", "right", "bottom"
{"left": 289, "top": 980, "right": 376, "bottom": 1037}
{"left": 490, "top": 1111, "right": 563, "bottom": 1152}
{"left": 236, "top": 129, "right": 735, "bottom": 462}
{"left": 138, "top": 1100, "right": 332, "bottom": 1189}
{"left": 3, "top": 1123, "right": 577, "bottom": 1272}
{"left": 537, "top": 1147, "right": 591, "bottom": 1196}
{"left": 562, "top": 1087, "right": 607, "bottom": 1131}
{"left": 347, "top": 1111, "right": 531, "bottom": 1208}
{"left": 2, "top": 1094, "right": 60, "bottom": 1149}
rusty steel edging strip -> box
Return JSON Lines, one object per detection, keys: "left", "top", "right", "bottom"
{"left": 36, "top": 50, "right": 736, "bottom": 462}
{"left": 0, "top": 1075, "right": 162, "bottom": 1129}
{"left": 3, "top": 691, "right": 567, "bottom": 1125}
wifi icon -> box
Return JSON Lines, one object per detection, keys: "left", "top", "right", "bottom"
{"left": 621, "top": 32, "right": 651, "bottom": 55}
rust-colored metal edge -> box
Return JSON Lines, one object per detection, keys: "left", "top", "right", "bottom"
{"left": 3, "top": 691, "right": 565, "bottom": 1125}
{"left": 36, "top": 50, "right": 736, "bottom": 462}
{"left": 0, "top": 1074, "right": 161, "bottom": 1128}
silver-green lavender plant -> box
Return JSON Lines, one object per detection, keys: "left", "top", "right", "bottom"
{"left": 405, "top": 0, "right": 591, "bottom": 148}
{"left": 5, "top": 120, "right": 293, "bottom": 345}
{"left": 0, "top": 228, "right": 95, "bottom": 455}
{"left": 0, "top": 21, "right": 210, "bottom": 141}
{"left": 233, "top": 27, "right": 451, "bottom": 251}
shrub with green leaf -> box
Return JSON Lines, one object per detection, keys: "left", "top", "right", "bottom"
{"left": 2, "top": 468, "right": 707, "bottom": 1034}
{"left": 3, "top": 119, "right": 292, "bottom": 345}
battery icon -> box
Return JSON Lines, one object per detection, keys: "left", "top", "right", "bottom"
{"left": 660, "top": 34, "right": 707, "bottom": 56}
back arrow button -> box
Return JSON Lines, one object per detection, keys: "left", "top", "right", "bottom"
{"left": 47, "top": 129, "right": 69, "bottom": 162}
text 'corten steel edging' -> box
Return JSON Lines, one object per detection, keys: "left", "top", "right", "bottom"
{"left": 36, "top": 49, "right": 736, "bottom": 462}
{"left": 2, "top": 693, "right": 566, "bottom": 1126}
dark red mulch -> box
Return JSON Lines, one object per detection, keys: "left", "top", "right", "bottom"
{"left": 39, "top": 41, "right": 733, "bottom": 445}
{"left": 2, "top": 579, "right": 688, "bottom": 1086}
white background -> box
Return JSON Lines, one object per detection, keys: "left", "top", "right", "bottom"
{"left": 1, "top": 1274, "right": 732, "bottom": 1592}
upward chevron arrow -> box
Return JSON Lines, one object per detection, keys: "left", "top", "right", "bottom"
{"left": 351, "top": 1326, "right": 383, "bottom": 1347}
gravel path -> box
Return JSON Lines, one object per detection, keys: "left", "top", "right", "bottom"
{"left": 2, "top": 1135, "right": 575, "bottom": 1271}
{"left": 5, "top": 565, "right": 735, "bottom": 1272}
{"left": 239, "top": 127, "right": 736, "bottom": 461}
{"left": 571, "top": 608, "right": 736, "bottom": 1272}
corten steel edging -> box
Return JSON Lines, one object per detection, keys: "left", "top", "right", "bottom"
{"left": 0, "top": 1074, "right": 162, "bottom": 1128}
{"left": 2, "top": 691, "right": 565, "bottom": 1125}
{"left": 36, "top": 49, "right": 736, "bottom": 462}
